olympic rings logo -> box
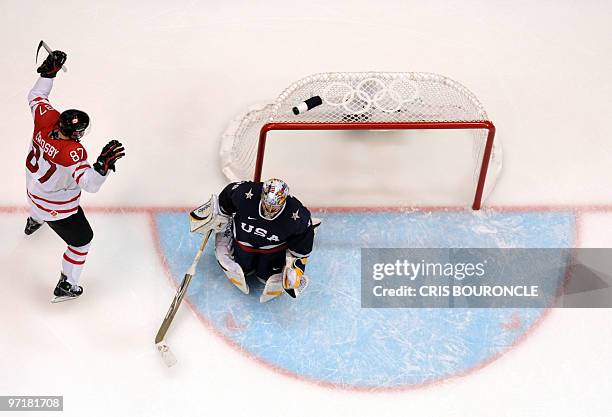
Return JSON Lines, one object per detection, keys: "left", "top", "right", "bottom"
{"left": 321, "top": 77, "right": 420, "bottom": 114}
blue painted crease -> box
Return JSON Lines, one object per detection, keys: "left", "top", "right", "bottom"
{"left": 155, "top": 210, "right": 575, "bottom": 388}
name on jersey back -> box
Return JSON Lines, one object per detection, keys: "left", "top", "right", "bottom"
{"left": 34, "top": 131, "right": 59, "bottom": 159}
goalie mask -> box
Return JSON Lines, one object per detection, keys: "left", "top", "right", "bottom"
{"left": 261, "top": 178, "right": 289, "bottom": 220}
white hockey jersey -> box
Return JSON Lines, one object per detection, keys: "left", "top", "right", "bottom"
{"left": 26, "top": 78, "right": 107, "bottom": 221}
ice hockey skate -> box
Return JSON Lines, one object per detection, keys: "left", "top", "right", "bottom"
{"left": 51, "top": 273, "right": 83, "bottom": 303}
{"left": 24, "top": 217, "right": 43, "bottom": 235}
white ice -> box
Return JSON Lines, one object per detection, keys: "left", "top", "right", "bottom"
{"left": 1, "top": 1, "right": 611, "bottom": 416}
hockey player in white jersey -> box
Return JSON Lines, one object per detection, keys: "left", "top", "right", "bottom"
{"left": 25, "top": 49, "right": 125, "bottom": 302}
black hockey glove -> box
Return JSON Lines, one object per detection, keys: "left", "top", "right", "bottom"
{"left": 37, "top": 50, "right": 67, "bottom": 78}
{"left": 93, "top": 140, "right": 125, "bottom": 176}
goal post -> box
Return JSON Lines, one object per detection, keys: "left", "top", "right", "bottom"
{"left": 221, "top": 72, "right": 502, "bottom": 210}
{"left": 254, "top": 121, "right": 495, "bottom": 210}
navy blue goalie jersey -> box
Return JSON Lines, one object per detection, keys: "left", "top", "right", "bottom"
{"left": 218, "top": 181, "right": 314, "bottom": 258}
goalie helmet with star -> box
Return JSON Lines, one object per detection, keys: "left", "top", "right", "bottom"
{"left": 261, "top": 178, "right": 289, "bottom": 219}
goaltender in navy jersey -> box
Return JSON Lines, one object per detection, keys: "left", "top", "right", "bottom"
{"left": 218, "top": 181, "right": 314, "bottom": 259}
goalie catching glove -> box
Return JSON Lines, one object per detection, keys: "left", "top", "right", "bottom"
{"left": 189, "top": 194, "right": 231, "bottom": 234}
{"left": 282, "top": 257, "right": 308, "bottom": 298}
{"left": 260, "top": 255, "right": 310, "bottom": 302}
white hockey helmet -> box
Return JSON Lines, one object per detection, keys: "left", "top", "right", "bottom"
{"left": 261, "top": 178, "right": 289, "bottom": 219}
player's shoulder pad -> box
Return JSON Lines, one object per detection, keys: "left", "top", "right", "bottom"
{"left": 286, "top": 196, "right": 312, "bottom": 227}
{"left": 34, "top": 104, "right": 60, "bottom": 128}
{"left": 227, "top": 180, "right": 260, "bottom": 196}
{"left": 230, "top": 180, "right": 257, "bottom": 190}
{"left": 54, "top": 141, "right": 88, "bottom": 167}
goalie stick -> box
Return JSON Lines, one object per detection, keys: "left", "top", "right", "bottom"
{"left": 36, "top": 40, "right": 68, "bottom": 72}
{"left": 155, "top": 230, "right": 212, "bottom": 367}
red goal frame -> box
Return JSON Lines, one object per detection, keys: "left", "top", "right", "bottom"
{"left": 253, "top": 121, "right": 496, "bottom": 210}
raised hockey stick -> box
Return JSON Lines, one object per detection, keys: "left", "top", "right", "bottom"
{"left": 36, "top": 40, "right": 68, "bottom": 72}
{"left": 155, "top": 230, "right": 212, "bottom": 367}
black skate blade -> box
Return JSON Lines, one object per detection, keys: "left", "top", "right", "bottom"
{"left": 24, "top": 223, "right": 44, "bottom": 235}
{"left": 50, "top": 295, "right": 80, "bottom": 304}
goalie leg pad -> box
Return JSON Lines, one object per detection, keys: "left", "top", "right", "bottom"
{"left": 260, "top": 272, "right": 309, "bottom": 302}
{"left": 215, "top": 231, "right": 249, "bottom": 295}
{"left": 260, "top": 273, "right": 284, "bottom": 303}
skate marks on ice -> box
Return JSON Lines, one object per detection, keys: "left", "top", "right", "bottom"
{"left": 153, "top": 210, "right": 575, "bottom": 389}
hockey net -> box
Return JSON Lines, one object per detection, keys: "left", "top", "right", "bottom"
{"left": 220, "top": 72, "right": 502, "bottom": 210}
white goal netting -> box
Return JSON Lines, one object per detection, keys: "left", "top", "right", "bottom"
{"left": 220, "top": 72, "right": 502, "bottom": 207}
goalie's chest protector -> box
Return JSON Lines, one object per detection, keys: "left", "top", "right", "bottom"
{"left": 231, "top": 182, "right": 308, "bottom": 251}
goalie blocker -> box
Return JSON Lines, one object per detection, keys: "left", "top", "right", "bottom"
{"left": 189, "top": 193, "right": 231, "bottom": 234}
{"left": 190, "top": 180, "right": 319, "bottom": 302}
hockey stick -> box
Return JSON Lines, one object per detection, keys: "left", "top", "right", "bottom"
{"left": 155, "top": 230, "right": 212, "bottom": 367}
{"left": 36, "top": 40, "right": 68, "bottom": 72}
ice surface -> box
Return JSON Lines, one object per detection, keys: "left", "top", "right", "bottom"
{"left": 155, "top": 210, "right": 574, "bottom": 388}
{"left": 1, "top": 0, "right": 612, "bottom": 416}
